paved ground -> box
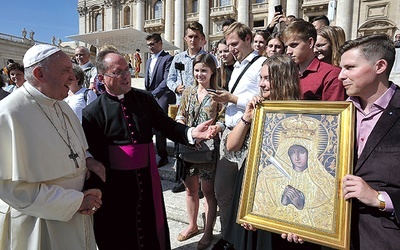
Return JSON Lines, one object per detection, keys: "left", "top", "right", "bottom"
{"left": 161, "top": 163, "right": 222, "bottom": 250}
{"left": 132, "top": 77, "right": 223, "bottom": 249}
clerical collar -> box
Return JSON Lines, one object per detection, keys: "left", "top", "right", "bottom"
{"left": 105, "top": 90, "right": 125, "bottom": 100}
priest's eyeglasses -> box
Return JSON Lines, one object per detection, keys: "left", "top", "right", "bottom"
{"left": 104, "top": 69, "right": 131, "bottom": 78}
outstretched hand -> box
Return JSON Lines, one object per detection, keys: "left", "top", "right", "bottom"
{"left": 192, "top": 119, "right": 216, "bottom": 140}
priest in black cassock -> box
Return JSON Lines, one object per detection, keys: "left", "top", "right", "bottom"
{"left": 82, "top": 50, "right": 215, "bottom": 250}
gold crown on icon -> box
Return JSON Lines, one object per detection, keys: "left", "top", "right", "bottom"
{"left": 281, "top": 115, "right": 319, "bottom": 140}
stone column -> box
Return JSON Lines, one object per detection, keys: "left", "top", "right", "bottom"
{"left": 336, "top": 0, "right": 354, "bottom": 39}
{"left": 237, "top": 0, "right": 249, "bottom": 25}
{"left": 268, "top": 0, "right": 280, "bottom": 24}
{"left": 77, "top": 4, "right": 88, "bottom": 35}
{"left": 174, "top": 0, "right": 184, "bottom": 51}
{"left": 199, "top": 0, "right": 209, "bottom": 50}
{"left": 103, "top": 5, "right": 113, "bottom": 30}
{"left": 286, "top": 0, "right": 299, "bottom": 18}
{"left": 164, "top": 0, "right": 173, "bottom": 43}
{"left": 136, "top": 0, "right": 145, "bottom": 31}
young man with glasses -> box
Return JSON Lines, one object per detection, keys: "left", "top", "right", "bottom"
{"left": 145, "top": 33, "right": 175, "bottom": 168}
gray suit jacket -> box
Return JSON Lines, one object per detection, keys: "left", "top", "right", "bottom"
{"left": 351, "top": 86, "right": 400, "bottom": 250}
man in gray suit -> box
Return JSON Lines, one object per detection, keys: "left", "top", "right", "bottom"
{"left": 340, "top": 34, "right": 400, "bottom": 249}
{"left": 75, "top": 46, "right": 96, "bottom": 90}
{"left": 145, "top": 33, "right": 175, "bottom": 167}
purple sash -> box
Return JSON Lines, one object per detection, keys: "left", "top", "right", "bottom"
{"left": 108, "top": 144, "right": 149, "bottom": 170}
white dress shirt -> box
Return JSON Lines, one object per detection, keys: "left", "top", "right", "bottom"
{"left": 225, "top": 51, "right": 266, "bottom": 128}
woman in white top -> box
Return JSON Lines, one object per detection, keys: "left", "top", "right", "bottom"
{"left": 3, "top": 62, "right": 25, "bottom": 93}
{"left": 65, "top": 64, "right": 97, "bottom": 123}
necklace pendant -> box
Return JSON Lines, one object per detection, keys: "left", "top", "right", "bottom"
{"left": 69, "top": 148, "right": 80, "bottom": 168}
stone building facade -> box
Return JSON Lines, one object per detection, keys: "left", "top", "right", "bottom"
{"left": 1, "top": 1, "right": 399, "bottom": 72}
{"left": 0, "top": 34, "right": 75, "bottom": 72}
{"left": 77, "top": 0, "right": 400, "bottom": 52}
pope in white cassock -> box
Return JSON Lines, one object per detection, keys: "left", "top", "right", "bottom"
{"left": 0, "top": 44, "right": 103, "bottom": 250}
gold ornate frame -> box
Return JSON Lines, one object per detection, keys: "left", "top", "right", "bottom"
{"left": 237, "top": 101, "right": 354, "bottom": 250}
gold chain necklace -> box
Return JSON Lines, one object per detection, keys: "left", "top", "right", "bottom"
{"left": 23, "top": 85, "right": 80, "bottom": 168}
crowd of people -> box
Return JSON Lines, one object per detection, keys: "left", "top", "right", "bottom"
{"left": 1, "top": 12, "right": 400, "bottom": 250}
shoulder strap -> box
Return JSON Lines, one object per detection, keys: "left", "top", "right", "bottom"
{"left": 84, "top": 89, "right": 89, "bottom": 104}
{"left": 230, "top": 55, "right": 261, "bottom": 94}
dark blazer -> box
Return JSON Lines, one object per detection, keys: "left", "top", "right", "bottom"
{"left": 351, "top": 86, "right": 400, "bottom": 250}
{"left": 0, "top": 88, "right": 9, "bottom": 100}
{"left": 145, "top": 50, "right": 175, "bottom": 113}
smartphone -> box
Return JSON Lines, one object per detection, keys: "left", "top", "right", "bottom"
{"left": 207, "top": 89, "right": 217, "bottom": 93}
{"left": 274, "top": 5, "right": 283, "bottom": 14}
{"left": 175, "top": 62, "right": 185, "bottom": 71}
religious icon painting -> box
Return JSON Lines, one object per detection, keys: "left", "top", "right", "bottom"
{"left": 237, "top": 101, "right": 355, "bottom": 250}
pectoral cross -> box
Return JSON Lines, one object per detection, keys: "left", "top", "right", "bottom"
{"left": 69, "top": 148, "right": 80, "bottom": 168}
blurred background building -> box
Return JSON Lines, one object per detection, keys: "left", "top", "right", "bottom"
{"left": 1, "top": 0, "right": 400, "bottom": 79}
{"left": 75, "top": 0, "right": 400, "bottom": 52}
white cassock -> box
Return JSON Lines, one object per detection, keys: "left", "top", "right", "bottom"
{"left": 0, "top": 82, "right": 96, "bottom": 250}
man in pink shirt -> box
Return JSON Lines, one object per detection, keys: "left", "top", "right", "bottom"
{"left": 340, "top": 34, "right": 400, "bottom": 250}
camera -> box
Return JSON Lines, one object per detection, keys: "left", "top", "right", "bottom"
{"left": 274, "top": 5, "right": 283, "bottom": 14}
{"left": 175, "top": 62, "right": 185, "bottom": 71}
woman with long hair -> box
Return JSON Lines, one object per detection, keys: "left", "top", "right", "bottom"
{"left": 175, "top": 53, "right": 224, "bottom": 249}
{"left": 314, "top": 26, "right": 346, "bottom": 66}
{"left": 265, "top": 32, "right": 286, "bottom": 57}
{"left": 220, "top": 55, "right": 318, "bottom": 249}
{"left": 253, "top": 30, "right": 270, "bottom": 56}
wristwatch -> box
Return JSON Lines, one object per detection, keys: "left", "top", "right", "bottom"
{"left": 377, "top": 192, "right": 386, "bottom": 211}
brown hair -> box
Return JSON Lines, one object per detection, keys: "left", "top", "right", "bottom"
{"left": 339, "top": 33, "right": 395, "bottom": 77}
{"left": 72, "top": 64, "right": 85, "bottom": 86}
{"left": 192, "top": 54, "right": 219, "bottom": 90}
{"left": 282, "top": 19, "right": 317, "bottom": 43}
{"left": 7, "top": 63, "right": 24, "bottom": 78}
{"left": 224, "top": 22, "right": 253, "bottom": 43}
{"left": 145, "top": 33, "right": 162, "bottom": 42}
{"left": 263, "top": 54, "right": 300, "bottom": 100}
{"left": 186, "top": 21, "right": 205, "bottom": 37}
{"left": 317, "top": 26, "right": 345, "bottom": 66}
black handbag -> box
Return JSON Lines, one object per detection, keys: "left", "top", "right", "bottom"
{"left": 178, "top": 139, "right": 215, "bottom": 164}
